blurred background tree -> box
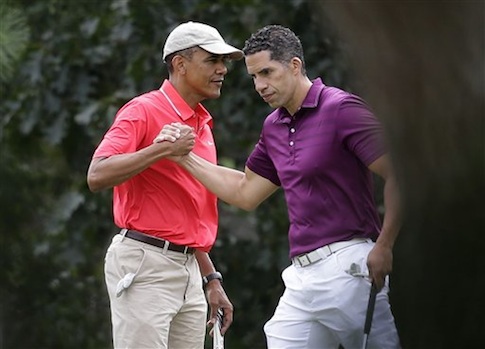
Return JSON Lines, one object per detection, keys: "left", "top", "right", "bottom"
{"left": 315, "top": 2, "right": 484, "bottom": 347}
{"left": 1, "top": 0, "right": 483, "bottom": 348}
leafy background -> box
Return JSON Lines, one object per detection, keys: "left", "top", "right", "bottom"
{"left": 0, "top": 1, "right": 347, "bottom": 347}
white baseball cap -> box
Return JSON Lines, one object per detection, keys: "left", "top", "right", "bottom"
{"left": 163, "top": 21, "right": 243, "bottom": 61}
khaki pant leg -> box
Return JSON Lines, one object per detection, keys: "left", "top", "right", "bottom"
{"left": 104, "top": 235, "right": 207, "bottom": 349}
{"left": 168, "top": 256, "right": 207, "bottom": 349}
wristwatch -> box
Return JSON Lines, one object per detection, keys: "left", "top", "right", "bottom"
{"left": 203, "top": 271, "right": 223, "bottom": 287}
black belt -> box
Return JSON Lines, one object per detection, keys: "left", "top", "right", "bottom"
{"left": 122, "top": 229, "right": 195, "bottom": 254}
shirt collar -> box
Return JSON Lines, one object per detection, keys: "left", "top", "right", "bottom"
{"left": 276, "top": 78, "right": 325, "bottom": 124}
{"left": 159, "top": 80, "right": 213, "bottom": 128}
{"left": 302, "top": 78, "right": 325, "bottom": 108}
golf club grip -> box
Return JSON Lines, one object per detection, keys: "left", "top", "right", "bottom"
{"left": 364, "top": 282, "right": 378, "bottom": 334}
{"left": 213, "top": 309, "right": 224, "bottom": 349}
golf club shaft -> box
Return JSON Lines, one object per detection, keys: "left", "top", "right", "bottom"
{"left": 362, "top": 282, "right": 378, "bottom": 349}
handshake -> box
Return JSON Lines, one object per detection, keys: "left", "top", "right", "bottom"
{"left": 153, "top": 122, "right": 197, "bottom": 160}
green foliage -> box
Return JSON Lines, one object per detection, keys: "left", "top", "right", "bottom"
{"left": 0, "top": 2, "right": 30, "bottom": 83}
{"left": 0, "top": 0, "right": 346, "bottom": 348}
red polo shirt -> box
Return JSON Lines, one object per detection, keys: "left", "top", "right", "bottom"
{"left": 93, "top": 80, "right": 218, "bottom": 251}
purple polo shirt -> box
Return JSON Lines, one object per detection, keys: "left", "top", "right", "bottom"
{"left": 246, "top": 78, "right": 386, "bottom": 258}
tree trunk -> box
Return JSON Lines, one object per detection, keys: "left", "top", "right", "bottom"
{"left": 310, "top": 2, "right": 485, "bottom": 347}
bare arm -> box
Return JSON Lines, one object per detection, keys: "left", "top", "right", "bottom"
{"left": 195, "top": 250, "right": 233, "bottom": 335}
{"left": 155, "top": 122, "right": 278, "bottom": 209}
{"left": 367, "top": 153, "right": 402, "bottom": 290}
{"left": 179, "top": 152, "right": 278, "bottom": 211}
{"left": 87, "top": 132, "right": 195, "bottom": 192}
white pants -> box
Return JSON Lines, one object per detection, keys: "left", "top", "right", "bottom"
{"left": 264, "top": 240, "right": 400, "bottom": 349}
{"left": 104, "top": 234, "right": 207, "bottom": 349}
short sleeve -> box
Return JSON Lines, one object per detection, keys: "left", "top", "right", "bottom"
{"left": 93, "top": 101, "right": 147, "bottom": 158}
{"left": 246, "top": 131, "right": 281, "bottom": 186}
{"left": 336, "top": 96, "right": 387, "bottom": 166}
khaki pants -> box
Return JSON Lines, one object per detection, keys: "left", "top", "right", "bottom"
{"left": 105, "top": 234, "right": 207, "bottom": 349}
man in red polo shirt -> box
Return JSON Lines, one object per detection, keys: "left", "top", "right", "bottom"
{"left": 87, "top": 21, "right": 243, "bottom": 349}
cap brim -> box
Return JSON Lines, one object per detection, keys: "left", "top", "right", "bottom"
{"left": 199, "top": 43, "right": 244, "bottom": 61}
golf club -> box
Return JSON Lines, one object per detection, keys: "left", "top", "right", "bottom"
{"left": 361, "top": 281, "right": 378, "bottom": 349}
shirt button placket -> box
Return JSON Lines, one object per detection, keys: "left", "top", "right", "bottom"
{"left": 289, "top": 126, "right": 296, "bottom": 162}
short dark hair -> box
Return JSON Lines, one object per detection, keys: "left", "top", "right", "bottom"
{"left": 243, "top": 25, "right": 306, "bottom": 74}
{"left": 164, "top": 46, "right": 198, "bottom": 74}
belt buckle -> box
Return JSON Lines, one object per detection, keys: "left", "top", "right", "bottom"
{"left": 299, "top": 254, "right": 312, "bottom": 267}
{"left": 294, "top": 252, "right": 320, "bottom": 267}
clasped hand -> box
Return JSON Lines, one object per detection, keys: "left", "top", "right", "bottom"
{"left": 153, "top": 122, "right": 196, "bottom": 159}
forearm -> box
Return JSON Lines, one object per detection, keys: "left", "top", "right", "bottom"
{"left": 195, "top": 250, "right": 223, "bottom": 296}
{"left": 376, "top": 174, "right": 402, "bottom": 249}
{"left": 87, "top": 143, "right": 175, "bottom": 192}
{"left": 180, "top": 152, "right": 254, "bottom": 210}
{"left": 195, "top": 250, "right": 217, "bottom": 276}
{"left": 195, "top": 250, "right": 233, "bottom": 334}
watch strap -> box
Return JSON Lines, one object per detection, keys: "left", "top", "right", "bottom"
{"left": 203, "top": 271, "right": 223, "bottom": 286}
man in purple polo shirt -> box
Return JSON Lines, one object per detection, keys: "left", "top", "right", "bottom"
{"left": 159, "top": 25, "right": 401, "bottom": 348}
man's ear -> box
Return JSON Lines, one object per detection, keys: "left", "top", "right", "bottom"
{"left": 172, "top": 55, "right": 186, "bottom": 75}
{"left": 290, "top": 57, "right": 303, "bottom": 75}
